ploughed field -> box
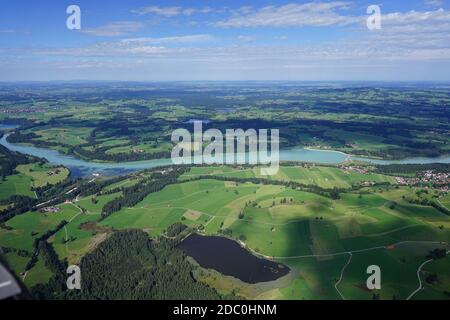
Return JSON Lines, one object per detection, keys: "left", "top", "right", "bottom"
{"left": 1, "top": 163, "right": 448, "bottom": 300}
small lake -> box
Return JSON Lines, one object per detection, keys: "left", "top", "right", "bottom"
{"left": 178, "top": 234, "right": 290, "bottom": 284}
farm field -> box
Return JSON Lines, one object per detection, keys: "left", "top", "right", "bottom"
{"left": 94, "top": 168, "right": 448, "bottom": 300}
{"left": 0, "top": 163, "right": 68, "bottom": 201}
{"left": 1, "top": 163, "right": 449, "bottom": 300}
{"left": 0, "top": 153, "right": 449, "bottom": 301}
{"left": 180, "top": 165, "right": 397, "bottom": 189}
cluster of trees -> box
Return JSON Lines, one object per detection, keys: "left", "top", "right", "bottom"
{"left": 166, "top": 222, "right": 187, "bottom": 238}
{"left": 101, "top": 167, "right": 188, "bottom": 219}
{"left": 376, "top": 163, "right": 450, "bottom": 176}
{"left": 72, "top": 145, "right": 170, "bottom": 162}
{"left": 25, "top": 220, "right": 67, "bottom": 271}
{"left": 0, "top": 195, "right": 37, "bottom": 223}
{"left": 35, "top": 175, "right": 76, "bottom": 200}
{"left": 0, "top": 144, "right": 31, "bottom": 178}
{"left": 406, "top": 197, "right": 450, "bottom": 216}
{"left": 31, "top": 241, "right": 68, "bottom": 300}
{"left": 0, "top": 246, "right": 31, "bottom": 258}
{"left": 77, "top": 175, "right": 127, "bottom": 197}
{"left": 6, "top": 131, "right": 41, "bottom": 145}
{"left": 351, "top": 146, "right": 442, "bottom": 160}
{"left": 426, "top": 248, "right": 448, "bottom": 260}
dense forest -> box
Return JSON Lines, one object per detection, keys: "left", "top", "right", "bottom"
{"left": 32, "top": 229, "right": 233, "bottom": 300}
{"left": 0, "top": 143, "right": 31, "bottom": 178}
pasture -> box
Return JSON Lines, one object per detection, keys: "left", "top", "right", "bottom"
{"left": 1, "top": 164, "right": 448, "bottom": 299}
{"left": 180, "top": 165, "right": 396, "bottom": 189}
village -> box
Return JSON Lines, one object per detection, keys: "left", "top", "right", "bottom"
{"left": 395, "top": 170, "right": 450, "bottom": 192}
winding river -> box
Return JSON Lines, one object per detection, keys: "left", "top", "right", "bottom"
{"left": 1, "top": 124, "right": 449, "bottom": 177}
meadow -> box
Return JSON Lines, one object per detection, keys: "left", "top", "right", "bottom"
{"left": 1, "top": 162, "right": 448, "bottom": 299}
{"left": 0, "top": 163, "right": 68, "bottom": 201}
{"left": 94, "top": 166, "right": 449, "bottom": 300}
{"left": 180, "top": 165, "right": 397, "bottom": 189}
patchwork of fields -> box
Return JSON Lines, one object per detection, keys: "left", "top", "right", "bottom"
{"left": 0, "top": 163, "right": 448, "bottom": 300}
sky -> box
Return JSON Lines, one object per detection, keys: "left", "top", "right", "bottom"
{"left": 0, "top": 0, "right": 449, "bottom": 81}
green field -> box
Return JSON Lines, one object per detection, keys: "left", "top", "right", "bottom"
{"left": 1, "top": 164, "right": 448, "bottom": 300}
{"left": 180, "top": 165, "right": 396, "bottom": 189}
{"left": 0, "top": 163, "right": 68, "bottom": 201}
{"left": 0, "top": 173, "right": 34, "bottom": 200}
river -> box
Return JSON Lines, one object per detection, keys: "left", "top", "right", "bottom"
{"left": 1, "top": 124, "right": 449, "bottom": 177}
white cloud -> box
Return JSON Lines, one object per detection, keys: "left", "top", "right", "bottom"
{"left": 364, "top": 8, "right": 450, "bottom": 51}
{"left": 121, "top": 34, "right": 214, "bottom": 45}
{"left": 132, "top": 6, "right": 181, "bottom": 17}
{"left": 237, "top": 35, "right": 254, "bottom": 42}
{"left": 214, "top": 2, "right": 359, "bottom": 28}
{"left": 424, "top": 0, "right": 444, "bottom": 7}
{"left": 3, "top": 6, "right": 450, "bottom": 81}
{"left": 9, "top": 7, "right": 450, "bottom": 63}
{"left": 382, "top": 8, "right": 450, "bottom": 26}
{"left": 82, "top": 21, "right": 143, "bottom": 37}
{"left": 132, "top": 6, "right": 215, "bottom": 17}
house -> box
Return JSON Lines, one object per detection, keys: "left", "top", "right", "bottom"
{"left": 40, "top": 206, "right": 60, "bottom": 213}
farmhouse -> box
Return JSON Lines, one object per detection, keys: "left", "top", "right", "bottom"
{"left": 40, "top": 206, "right": 60, "bottom": 213}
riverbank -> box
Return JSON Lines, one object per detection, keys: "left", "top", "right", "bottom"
{"left": 2, "top": 131, "right": 450, "bottom": 178}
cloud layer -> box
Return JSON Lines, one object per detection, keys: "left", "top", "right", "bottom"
{"left": 1, "top": 1, "right": 450, "bottom": 80}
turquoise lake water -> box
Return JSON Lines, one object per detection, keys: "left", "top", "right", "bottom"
{"left": 1, "top": 124, "right": 449, "bottom": 177}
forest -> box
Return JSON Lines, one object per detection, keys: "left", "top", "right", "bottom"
{"left": 32, "top": 229, "right": 234, "bottom": 300}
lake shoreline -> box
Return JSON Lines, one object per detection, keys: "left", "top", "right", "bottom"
{"left": 2, "top": 126, "right": 450, "bottom": 177}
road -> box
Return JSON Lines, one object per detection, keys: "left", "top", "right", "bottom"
{"left": 335, "top": 252, "right": 353, "bottom": 300}
{"left": 0, "top": 263, "right": 21, "bottom": 300}
{"left": 406, "top": 250, "right": 450, "bottom": 300}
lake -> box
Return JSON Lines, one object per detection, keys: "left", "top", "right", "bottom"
{"left": 178, "top": 234, "right": 290, "bottom": 284}
{"left": 1, "top": 125, "right": 450, "bottom": 177}
{"left": 0, "top": 133, "right": 348, "bottom": 177}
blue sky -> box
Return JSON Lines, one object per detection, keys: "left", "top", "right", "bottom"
{"left": 0, "top": 0, "right": 449, "bottom": 81}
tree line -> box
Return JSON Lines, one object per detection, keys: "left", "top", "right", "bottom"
{"left": 100, "top": 167, "right": 188, "bottom": 219}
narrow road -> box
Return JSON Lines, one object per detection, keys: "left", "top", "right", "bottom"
{"left": 406, "top": 250, "right": 450, "bottom": 300}
{"left": 63, "top": 203, "right": 84, "bottom": 253}
{"left": 335, "top": 252, "right": 352, "bottom": 300}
